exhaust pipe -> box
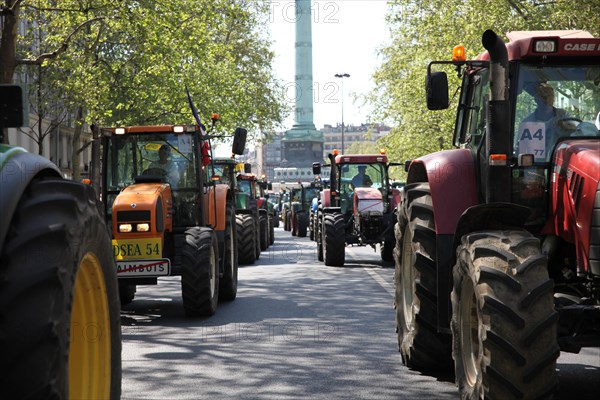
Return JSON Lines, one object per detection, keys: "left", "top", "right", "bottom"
{"left": 481, "top": 30, "right": 511, "bottom": 203}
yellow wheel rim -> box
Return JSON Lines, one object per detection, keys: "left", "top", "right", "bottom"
{"left": 69, "top": 252, "right": 112, "bottom": 399}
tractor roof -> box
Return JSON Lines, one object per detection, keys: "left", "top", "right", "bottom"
{"left": 103, "top": 125, "right": 199, "bottom": 135}
{"left": 476, "top": 30, "right": 600, "bottom": 61}
{"left": 334, "top": 154, "right": 389, "bottom": 164}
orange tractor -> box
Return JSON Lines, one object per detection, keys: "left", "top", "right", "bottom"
{"left": 100, "top": 124, "right": 246, "bottom": 316}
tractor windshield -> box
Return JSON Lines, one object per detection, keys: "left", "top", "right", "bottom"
{"left": 512, "top": 64, "right": 600, "bottom": 227}
{"left": 514, "top": 65, "right": 600, "bottom": 162}
{"left": 105, "top": 133, "right": 197, "bottom": 191}
{"left": 211, "top": 162, "right": 236, "bottom": 186}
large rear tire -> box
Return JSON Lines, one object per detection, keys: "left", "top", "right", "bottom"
{"left": 181, "top": 227, "right": 219, "bottom": 317}
{"left": 452, "top": 230, "right": 558, "bottom": 399}
{"left": 237, "top": 213, "right": 256, "bottom": 264}
{"left": 395, "top": 182, "right": 452, "bottom": 369}
{"left": 268, "top": 215, "right": 275, "bottom": 245}
{"left": 259, "top": 214, "right": 268, "bottom": 251}
{"left": 219, "top": 203, "right": 238, "bottom": 301}
{"left": 297, "top": 212, "right": 308, "bottom": 237}
{"left": 316, "top": 212, "right": 324, "bottom": 262}
{"left": 0, "top": 178, "right": 121, "bottom": 399}
{"left": 119, "top": 282, "right": 136, "bottom": 305}
{"left": 323, "top": 213, "right": 345, "bottom": 266}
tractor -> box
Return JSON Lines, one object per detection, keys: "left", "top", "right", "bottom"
{"left": 394, "top": 30, "right": 600, "bottom": 399}
{"left": 256, "top": 176, "right": 276, "bottom": 247}
{"left": 100, "top": 124, "right": 246, "bottom": 316}
{"left": 313, "top": 152, "right": 401, "bottom": 266}
{"left": 211, "top": 158, "right": 265, "bottom": 264}
{"left": 0, "top": 85, "right": 121, "bottom": 398}
{"left": 288, "top": 182, "right": 321, "bottom": 238}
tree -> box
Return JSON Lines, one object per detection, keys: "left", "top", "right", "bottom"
{"left": 2, "top": 0, "right": 288, "bottom": 180}
{"left": 370, "top": 0, "right": 600, "bottom": 164}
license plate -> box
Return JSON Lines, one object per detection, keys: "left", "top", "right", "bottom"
{"left": 112, "top": 238, "right": 162, "bottom": 260}
{"left": 117, "top": 259, "right": 170, "bottom": 277}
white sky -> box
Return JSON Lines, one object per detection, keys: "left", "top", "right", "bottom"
{"left": 267, "top": 0, "right": 390, "bottom": 130}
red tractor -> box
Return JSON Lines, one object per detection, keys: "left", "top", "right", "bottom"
{"left": 395, "top": 30, "right": 600, "bottom": 398}
{"left": 313, "top": 152, "right": 401, "bottom": 266}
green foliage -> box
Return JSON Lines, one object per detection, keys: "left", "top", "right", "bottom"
{"left": 13, "top": 0, "right": 287, "bottom": 142}
{"left": 371, "top": 0, "right": 600, "bottom": 164}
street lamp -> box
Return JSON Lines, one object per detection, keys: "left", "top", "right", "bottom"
{"left": 334, "top": 73, "right": 350, "bottom": 154}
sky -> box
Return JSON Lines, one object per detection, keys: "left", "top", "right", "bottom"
{"left": 267, "top": 0, "right": 391, "bottom": 130}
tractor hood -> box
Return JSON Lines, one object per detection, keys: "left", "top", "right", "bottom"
{"left": 354, "top": 187, "right": 384, "bottom": 215}
{"left": 553, "top": 139, "right": 600, "bottom": 177}
{"left": 112, "top": 182, "right": 173, "bottom": 238}
{"left": 548, "top": 138, "right": 599, "bottom": 275}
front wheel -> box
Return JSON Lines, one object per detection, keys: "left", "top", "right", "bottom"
{"left": 0, "top": 178, "right": 121, "bottom": 399}
{"left": 323, "top": 213, "right": 345, "bottom": 266}
{"left": 181, "top": 227, "right": 219, "bottom": 317}
{"left": 452, "top": 230, "right": 558, "bottom": 399}
{"left": 219, "top": 203, "right": 238, "bottom": 301}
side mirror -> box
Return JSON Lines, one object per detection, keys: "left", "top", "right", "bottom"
{"left": 0, "top": 84, "right": 28, "bottom": 127}
{"left": 244, "top": 163, "right": 252, "bottom": 173}
{"left": 312, "top": 162, "right": 321, "bottom": 175}
{"left": 404, "top": 160, "right": 412, "bottom": 172}
{"left": 426, "top": 71, "right": 449, "bottom": 110}
{"left": 232, "top": 127, "right": 247, "bottom": 155}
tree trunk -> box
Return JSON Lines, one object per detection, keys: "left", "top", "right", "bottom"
{"left": 0, "top": 1, "right": 21, "bottom": 143}
{"left": 72, "top": 106, "right": 84, "bottom": 181}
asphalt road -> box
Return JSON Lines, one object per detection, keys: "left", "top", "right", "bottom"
{"left": 121, "top": 227, "right": 600, "bottom": 399}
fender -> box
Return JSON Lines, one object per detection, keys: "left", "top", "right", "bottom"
{"left": 320, "top": 189, "right": 331, "bottom": 208}
{"left": 0, "top": 146, "right": 61, "bottom": 252}
{"left": 206, "top": 184, "right": 229, "bottom": 231}
{"left": 407, "top": 148, "right": 479, "bottom": 234}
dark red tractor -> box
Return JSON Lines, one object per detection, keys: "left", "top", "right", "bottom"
{"left": 313, "top": 152, "right": 401, "bottom": 266}
{"left": 394, "top": 30, "right": 600, "bottom": 399}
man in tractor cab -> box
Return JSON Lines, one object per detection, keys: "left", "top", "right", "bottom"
{"left": 148, "top": 144, "right": 180, "bottom": 185}
{"left": 520, "top": 82, "right": 574, "bottom": 159}
{"left": 351, "top": 165, "right": 373, "bottom": 189}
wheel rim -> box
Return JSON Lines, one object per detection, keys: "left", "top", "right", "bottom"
{"left": 69, "top": 252, "right": 111, "bottom": 399}
{"left": 460, "top": 277, "right": 480, "bottom": 387}
{"left": 401, "top": 224, "right": 415, "bottom": 327}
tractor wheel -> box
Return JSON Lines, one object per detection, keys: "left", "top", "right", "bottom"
{"left": 119, "top": 283, "right": 136, "bottom": 305}
{"left": 452, "top": 230, "right": 558, "bottom": 400}
{"left": 297, "top": 212, "right": 308, "bottom": 237}
{"left": 291, "top": 212, "right": 298, "bottom": 236}
{"left": 316, "top": 212, "right": 324, "bottom": 261}
{"left": 259, "top": 214, "right": 268, "bottom": 251}
{"left": 395, "top": 182, "right": 452, "bottom": 369}
{"left": 284, "top": 210, "right": 291, "bottom": 231}
{"left": 254, "top": 214, "right": 261, "bottom": 260}
{"left": 236, "top": 214, "right": 256, "bottom": 264}
{"left": 380, "top": 235, "right": 394, "bottom": 262}
{"left": 269, "top": 215, "right": 275, "bottom": 245}
{"left": 181, "top": 227, "right": 219, "bottom": 317}
{"left": 0, "top": 178, "right": 121, "bottom": 399}
{"left": 323, "top": 213, "right": 345, "bottom": 266}
{"left": 219, "top": 203, "right": 238, "bottom": 301}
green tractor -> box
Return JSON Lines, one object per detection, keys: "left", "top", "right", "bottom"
{"left": 0, "top": 85, "right": 121, "bottom": 398}
{"left": 289, "top": 182, "right": 321, "bottom": 238}
{"left": 211, "top": 159, "right": 264, "bottom": 264}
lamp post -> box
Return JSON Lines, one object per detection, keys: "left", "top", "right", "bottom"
{"left": 334, "top": 73, "right": 350, "bottom": 154}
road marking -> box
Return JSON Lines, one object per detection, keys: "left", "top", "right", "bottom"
{"left": 364, "top": 268, "right": 395, "bottom": 297}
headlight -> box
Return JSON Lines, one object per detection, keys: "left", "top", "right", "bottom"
{"left": 136, "top": 223, "right": 150, "bottom": 232}
{"left": 119, "top": 223, "right": 132, "bottom": 233}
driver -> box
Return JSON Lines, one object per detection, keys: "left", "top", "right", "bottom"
{"left": 149, "top": 144, "right": 180, "bottom": 184}
{"left": 522, "top": 83, "right": 573, "bottom": 148}
{"left": 351, "top": 165, "right": 373, "bottom": 189}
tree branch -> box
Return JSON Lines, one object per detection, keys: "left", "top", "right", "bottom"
{"left": 16, "top": 16, "right": 105, "bottom": 65}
